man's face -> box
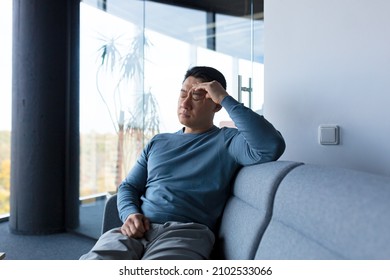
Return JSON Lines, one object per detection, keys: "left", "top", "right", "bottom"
{"left": 177, "top": 76, "right": 219, "bottom": 134}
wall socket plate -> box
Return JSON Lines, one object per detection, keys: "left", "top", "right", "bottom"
{"left": 319, "top": 125, "right": 339, "bottom": 145}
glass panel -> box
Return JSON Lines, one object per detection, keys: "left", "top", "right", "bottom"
{"left": 80, "top": 2, "right": 144, "bottom": 197}
{"left": 78, "top": 1, "right": 145, "bottom": 237}
{"left": 143, "top": 1, "right": 207, "bottom": 133}
{"left": 0, "top": 0, "right": 13, "bottom": 218}
{"left": 215, "top": 12, "right": 265, "bottom": 114}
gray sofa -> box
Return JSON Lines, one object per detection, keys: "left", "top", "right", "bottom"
{"left": 101, "top": 160, "right": 390, "bottom": 259}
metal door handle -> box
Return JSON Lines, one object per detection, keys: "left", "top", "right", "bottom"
{"left": 238, "top": 75, "right": 252, "bottom": 108}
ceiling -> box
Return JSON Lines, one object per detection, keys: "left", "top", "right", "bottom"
{"left": 147, "top": 0, "right": 263, "bottom": 18}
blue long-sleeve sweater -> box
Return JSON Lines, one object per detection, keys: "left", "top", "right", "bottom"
{"left": 117, "top": 96, "right": 285, "bottom": 231}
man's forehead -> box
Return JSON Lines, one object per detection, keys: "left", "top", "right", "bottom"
{"left": 183, "top": 76, "right": 203, "bottom": 85}
{"left": 182, "top": 80, "right": 200, "bottom": 91}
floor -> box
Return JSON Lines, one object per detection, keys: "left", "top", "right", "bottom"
{"left": 0, "top": 198, "right": 106, "bottom": 260}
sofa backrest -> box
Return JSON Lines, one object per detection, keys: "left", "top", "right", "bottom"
{"left": 255, "top": 164, "right": 390, "bottom": 259}
{"left": 214, "top": 161, "right": 302, "bottom": 259}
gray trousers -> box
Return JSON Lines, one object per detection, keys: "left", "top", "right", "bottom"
{"left": 80, "top": 222, "right": 215, "bottom": 260}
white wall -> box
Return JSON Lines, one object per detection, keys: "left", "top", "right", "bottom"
{"left": 264, "top": 0, "right": 390, "bottom": 176}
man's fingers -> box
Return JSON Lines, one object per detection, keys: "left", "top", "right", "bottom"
{"left": 121, "top": 213, "right": 149, "bottom": 238}
{"left": 133, "top": 216, "right": 146, "bottom": 234}
{"left": 120, "top": 224, "right": 132, "bottom": 237}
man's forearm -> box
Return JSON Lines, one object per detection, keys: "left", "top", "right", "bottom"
{"left": 222, "top": 96, "right": 286, "bottom": 161}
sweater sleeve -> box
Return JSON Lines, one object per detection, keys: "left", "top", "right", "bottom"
{"left": 117, "top": 144, "right": 149, "bottom": 223}
{"left": 221, "top": 96, "right": 286, "bottom": 165}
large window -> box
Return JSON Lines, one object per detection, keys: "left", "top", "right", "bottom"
{"left": 0, "top": 0, "right": 12, "bottom": 218}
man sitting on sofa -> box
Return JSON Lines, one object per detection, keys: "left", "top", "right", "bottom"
{"left": 80, "top": 66, "right": 285, "bottom": 260}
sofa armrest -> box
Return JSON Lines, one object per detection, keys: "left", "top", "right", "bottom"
{"left": 102, "top": 194, "right": 122, "bottom": 234}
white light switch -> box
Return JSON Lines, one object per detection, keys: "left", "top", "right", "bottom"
{"left": 319, "top": 125, "right": 339, "bottom": 145}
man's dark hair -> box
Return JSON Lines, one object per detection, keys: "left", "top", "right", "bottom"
{"left": 184, "top": 66, "right": 227, "bottom": 90}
